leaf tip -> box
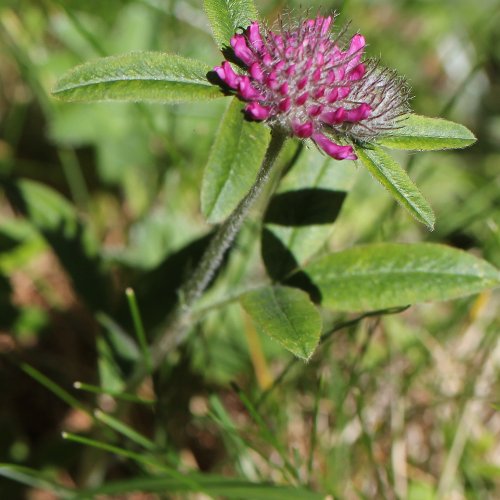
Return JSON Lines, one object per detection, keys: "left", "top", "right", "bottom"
{"left": 50, "top": 88, "right": 65, "bottom": 100}
{"left": 300, "top": 348, "right": 317, "bottom": 363}
{"left": 424, "top": 213, "right": 436, "bottom": 231}
{"left": 465, "top": 128, "right": 478, "bottom": 146}
{"left": 50, "top": 80, "right": 63, "bottom": 97}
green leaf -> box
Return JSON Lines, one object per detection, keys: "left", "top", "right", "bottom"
{"left": 297, "top": 243, "right": 500, "bottom": 312}
{"left": 75, "top": 474, "right": 323, "bottom": 499}
{"left": 355, "top": 144, "right": 435, "bottom": 230}
{"left": 201, "top": 98, "right": 270, "bottom": 223}
{"left": 204, "top": 0, "right": 259, "bottom": 50}
{"left": 240, "top": 286, "right": 322, "bottom": 360}
{"left": 376, "top": 114, "right": 477, "bottom": 151}
{"left": 52, "top": 52, "right": 222, "bottom": 103}
{"left": 263, "top": 144, "right": 355, "bottom": 280}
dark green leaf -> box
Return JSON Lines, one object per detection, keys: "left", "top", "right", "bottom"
{"left": 204, "top": 0, "right": 259, "bottom": 50}
{"left": 355, "top": 144, "right": 435, "bottom": 230}
{"left": 263, "top": 145, "right": 355, "bottom": 280}
{"left": 53, "top": 52, "right": 222, "bottom": 103}
{"left": 377, "top": 114, "right": 477, "bottom": 150}
{"left": 201, "top": 98, "right": 270, "bottom": 223}
{"left": 240, "top": 286, "right": 322, "bottom": 360}
{"left": 297, "top": 243, "right": 500, "bottom": 312}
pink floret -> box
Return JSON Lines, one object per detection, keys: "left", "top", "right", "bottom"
{"left": 312, "top": 133, "right": 357, "bottom": 161}
{"left": 245, "top": 102, "right": 271, "bottom": 120}
{"left": 212, "top": 15, "right": 408, "bottom": 161}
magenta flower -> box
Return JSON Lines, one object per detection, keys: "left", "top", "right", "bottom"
{"left": 214, "top": 15, "right": 409, "bottom": 161}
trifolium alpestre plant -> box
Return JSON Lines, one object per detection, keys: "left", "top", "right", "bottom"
{"left": 213, "top": 15, "right": 410, "bottom": 160}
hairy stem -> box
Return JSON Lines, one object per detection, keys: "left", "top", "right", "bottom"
{"left": 180, "top": 128, "right": 287, "bottom": 309}
{"left": 127, "top": 127, "right": 287, "bottom": 388}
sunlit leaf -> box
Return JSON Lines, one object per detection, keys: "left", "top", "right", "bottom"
{"left": 377, "top": 114, "right": 476, "bottom": 150}
{"left": 297, "top": 243, "right": 500, "bottom": 312}
{"left": 355, "top": 144, "right": 435, "bottom": 230}
{"left": 204, "top": 0, "right": 259, "bottom": 50}
{"left": 241, "top": 286, "right": 322, "bottom": 360}
{"left": 53, "top": 52, "right": 222, "bottom": 103}
{"left": 201, "top": 98, "right": 270, "bottom": 223}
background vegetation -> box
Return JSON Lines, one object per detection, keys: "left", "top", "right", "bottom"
{"left": 1, "top": 0, "right": 499, "bottom": 498}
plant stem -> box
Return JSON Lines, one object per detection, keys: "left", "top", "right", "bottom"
{"left": 127, "top": 127, "right": 287, "bottom": 388}
{"left": 181, "top": 128, "right": 287, "bottom": 309}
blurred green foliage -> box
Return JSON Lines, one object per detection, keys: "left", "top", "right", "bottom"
{"left": 0, "top": 0, "right": 499, "bottom": 498}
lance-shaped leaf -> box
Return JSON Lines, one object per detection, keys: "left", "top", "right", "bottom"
{"left": 201, "top": 98, "right": 270, "bottom": 223}
{"left": 377, "top": 114, "right": 476, "bottom": 151}
{"left": 52, "top": 52, "right": 222, "bottom": 103}
{"left": 241, "top": 286, "right": 322, "bottom": 360}
{"left": 355, "top": 144, "right": 435, "bottom": 230}
{"left": 296, "top": 243, "right": 500, "bottom": 312}
{"left": 204, "top": 0, "right": 259, "bottom": 49}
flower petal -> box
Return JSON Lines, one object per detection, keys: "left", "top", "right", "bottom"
{"left": 249, "top": 62, "right": 265, "bottom": 82}
{"left": 312, "top": 133, "right": 356, "bottom": 160}
{"left": 238, "top": 76, "right": 261, "bottom": 100}
{"left": 214, "top": 61, "right": 240, "bottom": 89}
{"left": 292, "top": 121, "right": 314, "bottom": 138}
{"left": 345, "top": 34, "right": 366, "bottom": 72}
{"left": 345, "top": 103, "right": 371, "bottom": 122}
{"left": 245, "top": 102, "right": 271, "bottom": 120}
{"left": 247, "top": 22, "right": 264, "bottom": 52}
{"left": 231, "top": 34, "right": 255, "bottom": 66}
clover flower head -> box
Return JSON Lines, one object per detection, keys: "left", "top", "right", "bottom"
{"left": 214, "top": 15, "right": 410, "bottom": 161}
